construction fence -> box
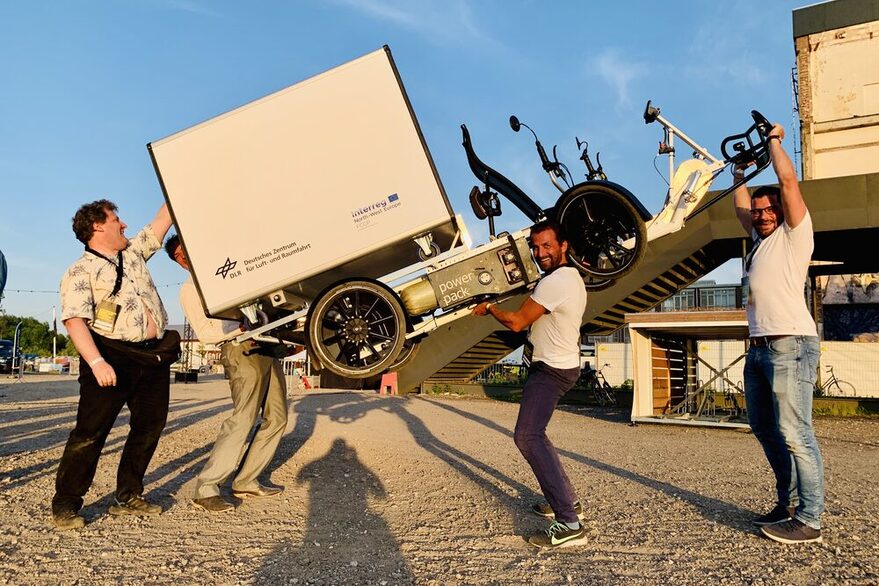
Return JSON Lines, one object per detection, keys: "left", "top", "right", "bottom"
{"left": 593, "top": 340, "right": 879, "bottom": 398}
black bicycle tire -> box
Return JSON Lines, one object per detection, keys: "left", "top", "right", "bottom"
{"left": 554, "top": 182, "right": 647, "bottom": 279}
{"left": 306, "top": 279, "right": 407, "bottom": 379}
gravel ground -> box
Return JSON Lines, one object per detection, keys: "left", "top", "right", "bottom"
{"left": 1, "top": 374, "right": 877, "bottom": 585}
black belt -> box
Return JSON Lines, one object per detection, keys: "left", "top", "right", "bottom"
{"left": 102, "top": 337, "right": 161, "bottom": 349}
{"left": 749, "top": 335, "right": 791, "bottom": 347}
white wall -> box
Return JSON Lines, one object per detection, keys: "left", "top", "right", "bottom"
{"left": 594, "top": 342, "right": 633, "bottom": 386}
{"left": 819, "top": 341, "right": 879, "bottom": 398}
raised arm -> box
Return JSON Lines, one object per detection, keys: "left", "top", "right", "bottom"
{"left": 150, "top": 203, "right": 173, "bottom": 243}
{"left": 732, "top": 165, "right": 753, "bottom": 234}
{"left": 766, "top": 124, "right": 807, "bottom": 229}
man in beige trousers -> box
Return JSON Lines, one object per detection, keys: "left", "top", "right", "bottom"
{"left": 166, "top": 235, "right": 288, "bottom": 512}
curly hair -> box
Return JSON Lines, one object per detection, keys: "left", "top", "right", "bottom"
{"left": 72, "top": 199, "right": 117, "bottom": 244}
{"left": 164, "top": 234, "right": 181, "bottom": 261}
{"left": 530, "top": 218, "right": 568, "bottom": 244}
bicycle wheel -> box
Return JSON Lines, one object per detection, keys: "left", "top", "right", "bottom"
{"left": 307, "top": 279, "right": 407, "bottom": 379}
{"left": 555, "top": 182, "right": 647, "bottom": 279}
{"left": 831, "top": 380, "right": 857, "bottom": 397}
{"left": 601, "top": 381, "right": 617, "bottom": 406}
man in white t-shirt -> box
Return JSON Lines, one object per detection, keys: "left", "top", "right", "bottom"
{"left": 165, "top": 235, "right": 288, "bottom": 513}
{"left": 473, "top": 219, "right": 587, "bottom": 549}
{"left": 733, "top": 123, "right": 824, "bottom": 544}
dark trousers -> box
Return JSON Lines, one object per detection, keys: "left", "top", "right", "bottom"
{"left": 514, "top": 361, "right": 580, "bottom": 524}
{"left": 52, "top": 342, "right": 170, "bottom": 514}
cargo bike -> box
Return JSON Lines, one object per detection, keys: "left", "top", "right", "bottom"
{"left": 149, "top": 47, "right": 774, "bottom": 382}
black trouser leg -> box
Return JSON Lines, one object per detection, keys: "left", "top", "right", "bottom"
{"left": 52, "top": 363, "right": 127, "bottom": 514}
{"left": 115, "top": 363, "right": 170, "bottom": 503}
{"left": 513, "top": 362, "right": 580, "bottom": 524}
{"left": 116, "top": 367, "right": 170, "bottom": 502}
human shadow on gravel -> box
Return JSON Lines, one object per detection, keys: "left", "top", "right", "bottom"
{"left": 0, "top": 407, "right": 77, "bottom": 455}
{"left": 0, "top": 378, "right": 80, "bottom": 403}
{"left": 147, "top": 392, "right": 313, "bottom": 504}
{"left": 260, "top": 392, "right": 320, "bottom": 480}
{"left": 275, "top": 393, "right": 542, "bottom": 536}
{"left": 557, "top": 404, "right": 632, "bottom": 424}
{"left": 0, "top": 397, "right": 230, "bottom": 493}
{"left": 254, "top": 438, "right": 414, "bottom": 585}
{"left": 422, "top": 398, "right": 757, "bottom": 532}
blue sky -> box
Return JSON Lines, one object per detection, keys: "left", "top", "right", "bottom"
{"left": 0, "top": 0, "right": 811, "bottom": 330}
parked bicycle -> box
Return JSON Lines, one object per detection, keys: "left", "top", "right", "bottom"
{"left": 462, "top": 101, "right": 774, "bottom": 289}
{"left": 814, "top": 365, "right": 856, "bottom": 397}
{"left": 578, "top": 363, "right": 617, "bottom": 407}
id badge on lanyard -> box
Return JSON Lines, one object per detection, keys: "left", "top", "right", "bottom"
{"left": 93, "top": 299, "right": 121, "bottom": 333}
{"left": 87, "top": 248, "right": 124, "bottom": 333}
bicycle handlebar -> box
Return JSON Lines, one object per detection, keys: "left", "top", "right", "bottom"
{"left": 686, "top": 108, "right": 775, "bottom": 220}
{"left": 719, "top": 109, "right": 772, "bottom": 167}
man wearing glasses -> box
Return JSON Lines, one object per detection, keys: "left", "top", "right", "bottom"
{"left": 732, "top": 123, "right": 824, "bottom": 544}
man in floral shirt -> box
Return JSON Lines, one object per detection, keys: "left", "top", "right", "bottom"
{"left": 52, "top": 199, "right": 175, "bottom": 530}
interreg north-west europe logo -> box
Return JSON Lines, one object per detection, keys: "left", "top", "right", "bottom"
{"left": 351, "top": 193, "right": 401, "bottom": 223}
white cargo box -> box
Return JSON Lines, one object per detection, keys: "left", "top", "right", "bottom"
{"left": 149, "top": 46, "right": 460, "bottom": 318}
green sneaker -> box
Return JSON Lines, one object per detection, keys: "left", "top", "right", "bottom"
{"left": 530, "top": 500, "right": 584, "bottom": 520}
{"left": 528, "top": 521, "right": 588, "bottom": 549}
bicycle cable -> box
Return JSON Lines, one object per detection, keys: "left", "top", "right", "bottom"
{"left": 652, "top": 154, "right": 669, "bottom": 187}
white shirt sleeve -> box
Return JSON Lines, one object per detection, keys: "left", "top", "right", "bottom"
{"left": 179, "top": 278, "right": 240, "bottom": 345}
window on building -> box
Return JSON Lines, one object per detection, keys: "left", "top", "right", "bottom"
{"left": 661, "top": 289, "right": 695, "bottom": 312}
{"left": 700, "top": 287, "right": 736, "bottom": 309}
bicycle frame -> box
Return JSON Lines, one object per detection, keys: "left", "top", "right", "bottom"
{"left": 461, "top": 101, "right": 772, "bottom": 284}
{"left": 641, "top": 102, "right": 773, "bottom": 242}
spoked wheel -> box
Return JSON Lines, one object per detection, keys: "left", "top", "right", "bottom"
{"left": 555, "top": 183, "right": 647, "bottom": 279}
{"left": 830, "top": 380, "right": 857, "bottom": 398}
{"left": 306, "top": 279, "right": 407, "bottom": 379}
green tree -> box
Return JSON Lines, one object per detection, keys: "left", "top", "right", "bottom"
{"left": 0, "top": 314, "right": 69, "bottom": 356}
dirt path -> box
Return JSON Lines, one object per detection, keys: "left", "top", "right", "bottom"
{"left": 1, "top": 375, "right": 877, "bottom": 585}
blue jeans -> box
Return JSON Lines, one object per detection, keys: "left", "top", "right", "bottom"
{"left": 514, "top": 361, "right": 581, "bottom": 524}
{"left": 744, "top": 335, "right": 824, "bottom": 529}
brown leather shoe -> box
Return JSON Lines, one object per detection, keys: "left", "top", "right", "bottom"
{"left": 108, "top": 496, "right": 162, "bottom": 516}
{"left": 52, "top": 509, "right": 86, "bottom": 530}
{"left": 192, "top": 496, "right": 235, "bottom": 512}
{"left": 231, "top": 485, "right": 284, "bottom": 499}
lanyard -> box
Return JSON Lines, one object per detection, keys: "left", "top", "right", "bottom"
{"left": 85, "top": 248, "right": 124, "bottom": 297}
{"left": 744, "top": 237, "right": 762, "bottom": 274}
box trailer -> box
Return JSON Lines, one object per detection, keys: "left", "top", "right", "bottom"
{"left": 149, "top": 46, "right": 542, "bottom": 378}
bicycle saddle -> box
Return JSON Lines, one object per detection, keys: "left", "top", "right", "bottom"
{"left": 461, "top": 124, "right": 544, "bottom": 222}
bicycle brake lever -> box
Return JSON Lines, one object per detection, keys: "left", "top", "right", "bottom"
{"left": 550, "top": 145, "right": 566, "bottom": 178}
